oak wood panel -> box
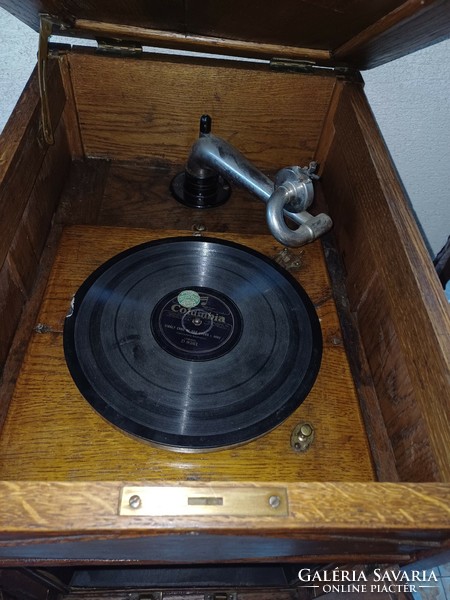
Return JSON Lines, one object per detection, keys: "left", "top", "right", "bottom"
{"left": 183, "top": 0, "right": 404, "bottom": 51}
{"left": 0, "top": 59, "right": 65, "bottom": 271}
{"left": 0, "top": 61, "right": 71, "bottom": 376}
{"left": 0, "top": 482, "right": 447, "bottom": 550}
{"left": 4, "top": 0, "right": 442, "bottom": 69}
{"left": 0, "top": 554, "right": 417, "bottom": 569}
{"left": 58, "top": 52, "right": 85, "bottom": 159}
{"left": 68, "top": 52, "right": 335, "bottom": 167}
{"left": 335, "top": 0, "right": 450, "bottom": 69}
{"left": 313, "top": 89, "right": 400, "bottom": 481}
{"left": 0, "top": 0, "right": 403, "bottom": 48}
{"left": 56, "top": 158, "right": 111, "bottom": 225}
{"left": 320, "top": 231, "right": 399, "bottom": 482}
{"left": 314, "top": 81, "right": 346, "bottom": 172}
{"left": 8, "top": 221, "right": 39, "bottom": 298}
{"left": 319, "top": 82, "right": 450, "bottom": 482}
{"left": 355, "top": 276, "right": 438, "bottom": 481}
{"left": 0, "top": 122, "right": 70, "bottom": 420}
{"left": 0, "top": 224, "right": 63, "bottom": 441}
{"left": 0, "top": 260, "right": 25, "bottom": 371}
{"left": 75, "top": 19, "right": 331, "bottom": 63}
{"left": 0, "top": 226, "right": 374, "bottom": 482}
{"left": 99, "top": 161, "right": 268, "bottom": 234}
{"left": 20, "top": 122, "right": 72, "bottom": 262}
{"left": 2, "top": 0, "right": 448, "bottom": 68}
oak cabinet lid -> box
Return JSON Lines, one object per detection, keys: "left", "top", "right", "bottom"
{"left": 1, "top": 0, "right": 449, "bottom": 68}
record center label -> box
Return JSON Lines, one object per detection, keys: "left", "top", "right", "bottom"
{"left": 151, "top": 287, "right": 242, "bottom": 361}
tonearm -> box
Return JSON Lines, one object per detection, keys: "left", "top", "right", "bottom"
{"left": 171, "top": 115, "right": 332, "bottom": 247}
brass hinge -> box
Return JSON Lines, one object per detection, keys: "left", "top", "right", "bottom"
{"left": 270, "top": 58, "right": 362, "bottom": 82}
{"left": 96, "top": 38, "right": 143, "bottom": 56}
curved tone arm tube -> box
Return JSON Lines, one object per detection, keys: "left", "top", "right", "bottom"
{"left": 266, "top": 184, "right": 333, "bottom": 247}
{"left": 184, "top": 124, "right": 332, "bottom": 247}
{"left": 187, "top": 134, "right": 275, "bottom": 202}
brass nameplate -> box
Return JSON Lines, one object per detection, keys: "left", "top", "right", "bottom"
{"left": 119, "top": 486, "right": 288, "bottom": 517}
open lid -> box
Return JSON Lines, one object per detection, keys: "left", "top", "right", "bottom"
{"left": 1, "top": 0, "right": 449, "bottom": 69}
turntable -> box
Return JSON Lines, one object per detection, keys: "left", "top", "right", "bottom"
{"left": 63, "top": 236, "right": 323, "bottom": 452}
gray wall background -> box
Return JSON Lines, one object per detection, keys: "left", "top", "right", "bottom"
{"left": 1, "top": 7, "right": 449, "bottom": 258}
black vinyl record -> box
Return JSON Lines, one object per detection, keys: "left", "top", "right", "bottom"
{"left": 63, "top": 237, "right": 322, "bottom": 452}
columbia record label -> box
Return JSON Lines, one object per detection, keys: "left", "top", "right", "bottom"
{"left": 152, "top": 287, "right": 242, "bottom": 361}
{"left": 64, "top": 237, "right": 322, "bottom": 451}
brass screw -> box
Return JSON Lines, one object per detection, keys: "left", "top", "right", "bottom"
{"left": 269, "top": 495, "right": 281, "bottom": 509}
{"left": 129, "top": 494, "right": 142, "bottom": 509}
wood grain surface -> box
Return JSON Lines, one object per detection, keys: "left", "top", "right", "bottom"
{"left": 0, "top": 60, "right": 65, "bottom": 269}
{"left": 0, "top": 0, "right": 403, "bottom": 48}
{"left": 315, "top": 92, "right": 399, "bottom": 483}
{"left": 55, "top": 159, "right": 274, "bottom": 235}
{"left": 0, "top": 226, "right": 374, "bottom": 482}
{"left": 335, "top": 0, "right": 450, "bottom": 69}
{"left": 320, "top": 230, "right": 399, "bottom": 483}
{"left": 0, "top": 59, "right": 70, "bottom": 372}
{"left": 2, "top": 0, "right": 447, "bottom": 69}
{"left": 0, "top": 259, "right": 24, "bottom": 371}
{"left": 319, "top": 82, "right": 450, "bottom": 482}
{"left": 75, "top": 19, "right": 332, "bottom": 63}
{"left": 0, "top": 481, "right": 448, "bottom": 549}
{"left": 90, "top": 161, "right": 270, "bottom": 234}
{"left": 67, "top": 52, "right": 335, "bottom": 166}
{"left": 58, "top": 52, "right": 85, "bottom": 159}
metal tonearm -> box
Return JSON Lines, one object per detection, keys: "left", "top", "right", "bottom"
{"left": 171, "top": 115, "right": 332, "bottom": 247}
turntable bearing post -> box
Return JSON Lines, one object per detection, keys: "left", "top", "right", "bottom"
{"left": 171, "top": 115, "right": 332, "bottom": 247}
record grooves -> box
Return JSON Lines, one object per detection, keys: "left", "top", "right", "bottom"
{"left": 63, "top": 237, "right": 322, "bottom": 452}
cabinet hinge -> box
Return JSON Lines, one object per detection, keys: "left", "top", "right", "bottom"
{"left": 96, "top": 38, "right": 143, "bottom": 57}
{"left": 270, "top": 58, "right": 362, "bottom": 82}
